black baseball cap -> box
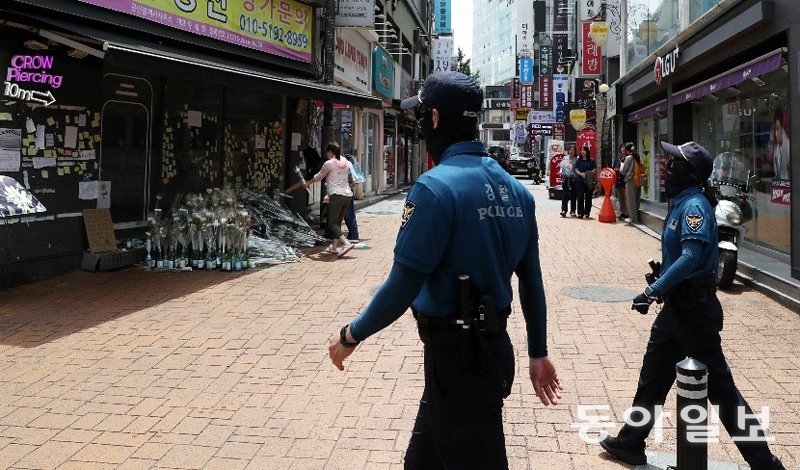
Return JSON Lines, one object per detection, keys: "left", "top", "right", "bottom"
{"left": 661, "top": 141, "right": 713, "bottom": 182}
{"left": 400, "top": 71, "right": 483, "bottom": 119}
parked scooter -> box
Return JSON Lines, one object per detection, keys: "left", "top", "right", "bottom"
{"left": 709, "top": 152, "right": 754, "bottom": 289}
{"left": 527, "top": 155, "right": 544, "bottom": 184}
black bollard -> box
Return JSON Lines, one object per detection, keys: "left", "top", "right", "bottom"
{"left": 676, "top": 357, "right": 709, "bottom": 470}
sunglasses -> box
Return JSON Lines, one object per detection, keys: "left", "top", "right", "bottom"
{"left": 412, "top": 90, "right": 433, "bottom": 120}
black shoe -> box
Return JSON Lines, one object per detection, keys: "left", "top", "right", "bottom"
{"left": 560, "top": 212, "right": 566, "bottom": 217}
{"left": 750, "top": 455, "right": 786, "bottom": 470}
{"left": 599, "top": 436, "right": 647, "bottom": 466}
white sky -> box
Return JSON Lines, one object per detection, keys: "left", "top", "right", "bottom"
{"left": 451, "top": 0, "right": 473, "bottom": 60}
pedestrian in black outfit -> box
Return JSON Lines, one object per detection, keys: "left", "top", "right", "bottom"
{"left": 559, "top": 145, "right": 578, "bottom": 217}
{"left": 600, "top": 141, "right": 785, "bottom": 470}
{"left": 574, "top": 146, "right": 596, "bottom": 218}
{"left": 328, "top": 71, "right": 562, "bottom": 469}
{"left": 613, "top": 144, "right": 629, "bottom": 220}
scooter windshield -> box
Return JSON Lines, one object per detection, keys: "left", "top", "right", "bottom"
{"left": 710, "top": 152, "right": 749, "bottom": 187}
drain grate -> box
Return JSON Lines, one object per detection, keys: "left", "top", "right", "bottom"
{"left": 562, "top": 285, "right": 640, "bottom": 303}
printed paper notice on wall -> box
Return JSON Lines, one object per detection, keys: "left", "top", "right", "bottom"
{"left": 64, "top": 126, "right": 78, "bottom": 149}
{"left": 0, "top": 148, "right": 20, "bottom": 172}
{"left": 188, "top": 110, "right": 202, "bottom": 128}
{"left": 97, "top": 181, "right": 111, "bottom": 208}
{"left": 78, "top": 150, "right": 96, "bottom": 161}
{"left": 79, "top": 180, "right": 99, "bottom": 200}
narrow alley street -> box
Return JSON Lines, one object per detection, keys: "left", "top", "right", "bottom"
{"left": 0, "top": 180, "right": 797, "bottom": 469}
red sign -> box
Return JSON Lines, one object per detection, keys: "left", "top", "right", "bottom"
{"left": 771, "top": 180, "right": 791, "bottom": 205}
{"left": 553, "top": 123, "right": 565, "bottom": 141}
{"left": 549, "top": 153, "right": 565, "bottom": 188}
{"left": 577, "top": 128, "right": 598, "bottom": 158}
{"left": 539, "top": 75, "right": 552, "bottom": 109}
{"left": 520, "top": 84, "right": 534, "bottom": 109}
{"left": 582, "top": 23, "right": 602, "bottom": 75}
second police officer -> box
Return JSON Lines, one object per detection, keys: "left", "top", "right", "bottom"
{"left": 600, "top": 141, "right": 785, "bottom": 470}
{"left": 327, "top": 71, "right": 563, "bottom": 469}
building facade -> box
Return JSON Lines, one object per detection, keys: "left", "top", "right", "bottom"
{"left": 0, "top": 0, "right": 382, "bottom": 288}
{"left": 614, "top": 0, "right": 799, "bottom": 279}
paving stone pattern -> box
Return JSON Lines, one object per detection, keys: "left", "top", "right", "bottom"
{"left": 0, "top": 183, "right": 797, "bottom": 469}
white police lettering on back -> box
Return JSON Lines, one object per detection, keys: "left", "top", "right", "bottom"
{"left": 478, "top": 206, "right": 524, "bottom": 220}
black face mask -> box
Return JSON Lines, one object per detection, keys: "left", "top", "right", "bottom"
{"left": 664, "top": 157, "right": 698, "bottom": 198}
{"left": 420, "top": 113, "right": 466, "bottom": 165}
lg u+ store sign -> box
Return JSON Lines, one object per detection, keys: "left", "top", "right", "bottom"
{"left": 654, "top": 44, "right": 680, "bottom": 85}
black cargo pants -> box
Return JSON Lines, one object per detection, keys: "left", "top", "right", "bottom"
{"left": 404, "top": 329, "right": 515, "bottom": 469}
{"left": 617, "top": 291, "right": 776, "bottom": 468}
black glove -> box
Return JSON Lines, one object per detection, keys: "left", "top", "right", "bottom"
{"left": 632, "top": 292, "right": 658, "bottom": 315}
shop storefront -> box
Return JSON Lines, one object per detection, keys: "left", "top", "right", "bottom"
{"left": 0, "top": 1, "right": 379, "bottom": 288}
{"left": 617, "top": 0, "right": 798, "bottom": 277}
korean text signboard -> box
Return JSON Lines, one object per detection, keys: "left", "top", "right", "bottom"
{"left": 516, "top": 0, "right": 534, "bottom": 56}
{"left": 435, "top": 0, "right": 452, "bottom": 34}
{"left": 539, "top": 75, "right": 552, "bottom": 110}
{"left": 539, "top": 45, "right": 552, "bottom": 76}
{"left": 552, "top": 33, "right": 569, "bottom": 71}
{"left": 336, "top": 0, "right": 374, "bottom": 27}
{"left": 553, "top": 0, "right": 568, "bottom": 31}
{"left": 433, "top": 37, "right": 454, "bottom": 72}
{"left": 519, "top": 58, "right": 534, "bottom": 84}
{"left": 78, "top": 0, "right": 313, "bottom": 62}
{"left": 582, "top": 23, "right": 602, "bottom": 75}
{"left": 520, "top": 84, "right": 534, "bottom": 108}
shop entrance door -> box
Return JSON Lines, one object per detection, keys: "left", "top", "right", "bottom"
{"left": 100, "top": 75, "right": 152, "bottom": 225}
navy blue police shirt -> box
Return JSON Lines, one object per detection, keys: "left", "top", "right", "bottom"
{"left": 395, "top": 141, "right": 542, "bottom": 319}
{"left": 647, "top": 186, "right": 718, "bottom": 296}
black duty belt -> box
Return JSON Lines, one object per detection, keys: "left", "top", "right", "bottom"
{"left": 666, "top": 275, "right": 717, "bottom": 303}
{"left": 413, "top": 306, "right": 511, "bottom": 348}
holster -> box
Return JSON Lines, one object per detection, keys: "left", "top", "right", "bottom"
{"left": 415, "top": 276, "right": 509, "bottom": 373}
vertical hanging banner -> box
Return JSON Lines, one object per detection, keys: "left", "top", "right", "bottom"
{"left": 435, "top": 0, "right": 452, "bottom": 34}
{"left": 539, "top": 44, "right": 552, "bottom": 76}
{"left": 553, "top": 0, "right": 569, "bottom": 31}
{"left": 516, "top": 0, "right": 535, "bottom": 56}
{"left": 552, "top": 74, "right": 568, "bottom": 119}
{"left": 519, "top": 58, "right": 535, "bottom": 84}
{"left": 578, "top": 0, "right": 600, "bottom": 21}
{"left": 552, "top": 33, "right": 569, "bottom": 71}
{"left": 432, "top": 36, "right": 454, "bottom": 72}
{"left": 78, "top": 0, "right": 313, "bottom": 62}
{"left": 582, "top": 23, "right": 602, "bottom": 75}
{"left": 539, "top": 75, "right": 552, "bottom": 110}
{"left": 574, "top": 78, "right": 598, "bottom": 112}
{"left": 372, "top": 46, "right": 394, "bottom": 101}
{"left": 520, "top": 84, "right": 534, "bottom": 109}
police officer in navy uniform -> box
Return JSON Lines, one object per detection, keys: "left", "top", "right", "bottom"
{"left": 328, "top": 71, "right": 562, "bottom": 469}
{"left": 600, "top": 141, "right": 785, "bottom": 470}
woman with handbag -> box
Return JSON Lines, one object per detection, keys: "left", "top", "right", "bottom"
{"left": 574, "top": 146, "right": 597, "bottom": 218}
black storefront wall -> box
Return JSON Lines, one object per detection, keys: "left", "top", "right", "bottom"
{"left": 617, "top": 0, "right": 800, "bottom": 279}
{"left": 0, "top": 27, "right": 105, "bottom": 288}
{"left": 1, "top": 1, "right": 381, "bottom": 288}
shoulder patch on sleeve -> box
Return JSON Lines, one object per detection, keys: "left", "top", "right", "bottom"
{"left": 685, "top": 214, "right": 704, "bottom": 232}
{"left": 401, "top": 201, "right": 416, "bottom": 228}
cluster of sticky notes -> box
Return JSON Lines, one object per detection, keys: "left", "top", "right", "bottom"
{"left": 161, "top": 112, "right": 177, "bottom": 180}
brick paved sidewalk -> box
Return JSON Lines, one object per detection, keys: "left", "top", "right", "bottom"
{"left": 0, "top": 184, "right": 797, "bottom": 469}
